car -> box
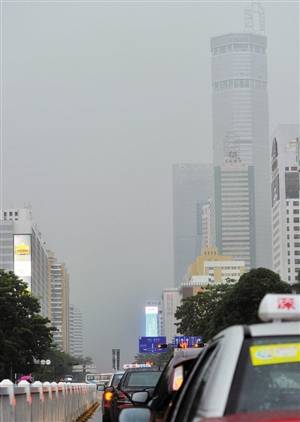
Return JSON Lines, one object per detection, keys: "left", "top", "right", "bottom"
{"left": 102, "top": 371, "right": 125, "bottom": 422}
{"left": 109, "top": 367, "right": 162, "bottom": 422}
{"left": 119, "top": 294, "right": 300, "bottom": 422}
{"left": 148, "top": 347, "right": 203, "bottom": 422}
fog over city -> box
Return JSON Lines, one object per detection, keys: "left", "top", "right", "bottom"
{"left": 2, "top": 0, "right": 299, "bottom": 370}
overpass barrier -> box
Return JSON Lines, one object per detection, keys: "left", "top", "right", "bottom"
{"left": 0, "top": 379, "right": 97, "bottom": 422}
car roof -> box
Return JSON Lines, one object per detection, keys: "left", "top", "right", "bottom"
{"left": 123, "top": 367, "right": 161, "bottom": 373}
{"left": 172, "top": 348, "right": 202, "bottom": 367}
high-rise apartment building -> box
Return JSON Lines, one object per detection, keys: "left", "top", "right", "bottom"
{"left": 173, "top": 164, "right": 212, "bottom": 286}
{"left": 161, "top": 288, "right": 181, "bottom": 343}
{"left": 214, "top": 151, "right": 255, "bottom": 269}
{"left": 271, "top": 125, "right": 300, "bottom": 284}
{"left": 0, "top": 208, "right": 48, "bottom": 317}
{"left": 69, "top": 304, "right": 84, "bottom": 358}
{"left": 211, "top": 30, "right": 271, "bottom": 268}
{"left": 48, "top": 250, "right": 70, "bottom": 353}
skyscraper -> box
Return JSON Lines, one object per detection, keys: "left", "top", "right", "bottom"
{"left": 161, "top": 288, "right": 181, "bottom": 343}
{"left": 173, "top": 163, "right": 212, "bottom": 286}
{"left": 69, "top": 304, "right": 84, "bottom": 358}
{"left": 214, "top": 151, "right": 255, "bottom": 269}
{"left": 271, "top": 125, "right": 300, "bottom": 283}
{"left": 48, "top": 250, "right": 70, "bottom": 353}
{"left": 211, "top": 25, "right": 271, "bottom": 268}
{"left": 0, "top": 208, "right": 49, "bottom": 317}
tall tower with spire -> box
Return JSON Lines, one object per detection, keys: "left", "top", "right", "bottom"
{"left": 210, "top": 1, "right": 271, "bottom": 268}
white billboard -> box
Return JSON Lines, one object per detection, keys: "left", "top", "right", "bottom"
{"left": 14, "top": 234, "right": 32, "bottom": 290}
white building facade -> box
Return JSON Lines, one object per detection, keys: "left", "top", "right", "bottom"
{"left": 161, "top": 288, "right": 181, "bottom": 343}
{"left": 214, "top": 153, "right": 255, "bottom": 270}
{"left": 0, "top": 208, "right": 49, "bottom": 318}
{"left": 48, "top": 251, "right": 70, "bottom": 353}
{"left": 271, "top": 125, "right": 300, "bottom": 284}
{"left": 201, "top": 199, "right": 215, "bottom": 249}
{"left": 69, "top": 304, "right": 84, "bottom": 358}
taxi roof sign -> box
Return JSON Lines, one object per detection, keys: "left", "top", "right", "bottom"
{"left": 258, "top": 294, "right": 300, "bottom": 322}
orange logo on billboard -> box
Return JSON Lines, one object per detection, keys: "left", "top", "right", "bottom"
{"left": 15, "top": 243, "right": 30, "bottom": 255}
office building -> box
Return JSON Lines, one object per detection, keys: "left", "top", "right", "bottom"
{"left": 48, "top": 250, "right": 70, "bottom": 353}
{"left": 162, "top": 288, "right": 181, "bottom": 343}
{"left": 271, "top": 125, "right": 300, "bottom": 284}
{"left": 181, "top": 246, "right": 245, "bottom": 298}
{"left": 69, "top": 304, "right": 84, "bottom": 358}
{"left": 214, "top": 150, "right": 255, "bottom": 269}
{"left": 173, "top": 163, "right": 213, "bottom": 286}
{"left": 211, "top": 27, "right": 271, "bottom": 268}
{"left": 0, "top": 208, "right": 48, "bottom": 318}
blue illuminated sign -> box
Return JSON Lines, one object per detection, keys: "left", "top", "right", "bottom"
{"left": 139, "top": 336, "right": 167, "bottom": 353}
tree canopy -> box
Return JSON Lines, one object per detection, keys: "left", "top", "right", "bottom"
{"left": 210, "top": 268, "right": 292, "bottom": 336}
{"left": 175, "top": 268, "right": 292, "bottom": 342}
{"left": 175, "top": 281, "right": 235, "bottom": 340}
{"left": 0, "top": 270, "right": 53, "bottom": 380}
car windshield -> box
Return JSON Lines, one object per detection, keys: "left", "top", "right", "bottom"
{"left": 112, "top": 373, "right": 124, "bottom": 387}
{"left": 125, "top": 371, "right": 161, "bottom": 388}
{"left": 227, "top": 336, "right": 300, "bottom": 414}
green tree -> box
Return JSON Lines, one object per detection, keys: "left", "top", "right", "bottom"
{"left": 0, "top": 270, "right": 53, "bottom": 380}
{"left": 209, "top": 268, "right": 292, "bottom": 336}
{"left": 175, "top": 282, "right": 235, "bottom": 340}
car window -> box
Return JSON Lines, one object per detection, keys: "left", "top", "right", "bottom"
{"left": 226, "top": 336, "right": 300, "bottom": 414}
{"left": 170, "top": 343, "right": 220, "bottom": 422}
{"left": 125, "top": 371, "right": 161, "bottom": 388}
{"left": 112, "top": 373, "right": 124, "bottom": 387}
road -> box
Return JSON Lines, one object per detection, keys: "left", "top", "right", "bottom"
{"left": 88, "top": 401, "right": 102, "bottom": 421}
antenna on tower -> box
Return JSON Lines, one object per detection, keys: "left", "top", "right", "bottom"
{"left": 244, "top": 1, "right": 265, "bottom": 34}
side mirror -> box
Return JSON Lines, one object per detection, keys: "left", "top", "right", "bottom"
{"left": 131, "top": 391, "right": 149, "bottom": 404}
{"left": 119, "top": 408, "right": 151, "bottom": 422}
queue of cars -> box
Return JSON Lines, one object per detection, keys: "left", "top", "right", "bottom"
{"left": 115, "top": 294, "right": 300, "bottom": 422}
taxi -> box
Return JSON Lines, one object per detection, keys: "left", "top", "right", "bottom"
{"left": 119, "top": 294, "right": 300, "bottom": 422}
{"left": 168, "top": 294, "right": 300, "bottom": 422}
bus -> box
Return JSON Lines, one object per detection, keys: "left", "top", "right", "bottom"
{"left": 85, "top": 373, "right": 113, "bottom": 386}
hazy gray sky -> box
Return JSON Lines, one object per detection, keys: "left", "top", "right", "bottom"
{"left": 2, "top": 0, "right": 299, "bottom": 370}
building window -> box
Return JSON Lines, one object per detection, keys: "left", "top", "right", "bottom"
{"left": 287, "top": 210, "right": 289, "bottom": 214}
{"left": 288, "top": 243, "right": 290, "bottom": 247}
{"left": 294, "top": 209, "right": 299, "bottom": 214}
{"left": 9, "top": 212, "right": 12, "bottom": 216}
{"left": 288, "top": 268, "right": 291, "bottom": 273}
{"left": 288, "top": 276, "right": 291, "bottom": 281}
{"left": 14, "top": 211, "right": 18, "bottom": 216}
{"left": 294, "top": 218, "right": 300, "bottom": 223}
{"left": 295, "top": 226, "right": 300, "bottom": 231}
{"left": 285, "top": 167, "right": 289, "bottom": 171}
{"left": 294, "top": 201, "right": 299, "bottom": 206}
{"left": 287, "top": 218, "right": 290, "bottom": 223}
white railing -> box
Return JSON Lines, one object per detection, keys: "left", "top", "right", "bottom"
{"left": 0, "top": 379, "right": 97, "bottom": 422}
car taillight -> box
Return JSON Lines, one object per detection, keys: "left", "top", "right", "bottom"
{"left": 104, "top": 391, "right": 113, "bottom": 402}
